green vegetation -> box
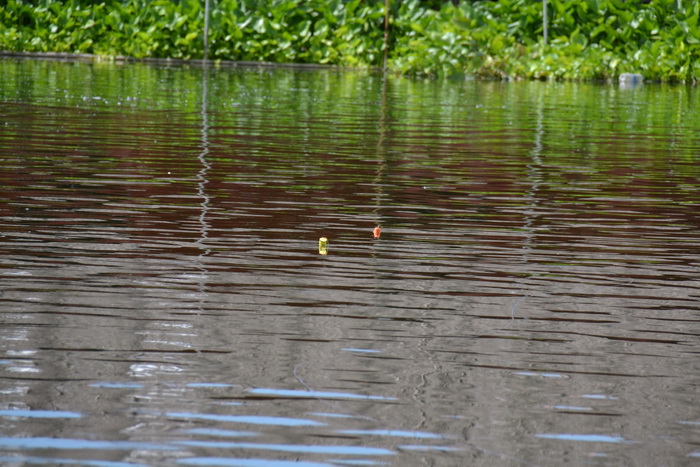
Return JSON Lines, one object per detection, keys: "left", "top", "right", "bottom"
{"left": 1, "top": 0, "right": 699, "bottom": 82}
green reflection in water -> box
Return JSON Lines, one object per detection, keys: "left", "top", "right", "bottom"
{"left": 1, "top": 58, "right": 699, "bottom": 232}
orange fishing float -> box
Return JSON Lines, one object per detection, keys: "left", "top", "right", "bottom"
{"left": 373, "top": 226, "right": 381, "bottom": 238}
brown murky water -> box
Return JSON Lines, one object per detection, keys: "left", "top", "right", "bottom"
{"left": 1, "top": 58, "right": 699, "bottom": 466}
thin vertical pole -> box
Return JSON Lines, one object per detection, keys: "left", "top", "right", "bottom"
{"left": 543, "top": 0, "right": 548, "bottom": 45}
{"left": 203, "top": 0, "right": 211, "bottom": 61}
{"left": 383, "top": 0, "right": 389, "bottom": 71}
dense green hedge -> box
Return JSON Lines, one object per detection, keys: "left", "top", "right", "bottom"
{"left": 2, "top": 0, "right": 699, "bottom": 81}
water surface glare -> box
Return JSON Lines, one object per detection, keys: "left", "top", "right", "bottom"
{"left": 1, "top": 58, "right": 700, "bottom": 465}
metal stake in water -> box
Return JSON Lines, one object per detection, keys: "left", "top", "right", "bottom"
{"left": 543, "top": 0, "right": 548, "bottom": 45}
{"left": 203, "top": 0, "right": 211, "bottom": 61}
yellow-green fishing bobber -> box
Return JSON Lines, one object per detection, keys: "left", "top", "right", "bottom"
{"left": 318, "top": 237, "right": 328, "bottom": 255}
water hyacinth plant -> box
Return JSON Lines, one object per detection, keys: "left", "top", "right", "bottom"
{"left": 1, "top": 0, "right": 699, "bottom": 81}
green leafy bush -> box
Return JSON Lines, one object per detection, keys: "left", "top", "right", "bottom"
{"left": 1, "top": 0, "right": 699, "bottom": 81}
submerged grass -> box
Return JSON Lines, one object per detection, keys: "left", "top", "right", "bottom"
{"left": 1, "top": 0, "right": 699, "bottom": 82}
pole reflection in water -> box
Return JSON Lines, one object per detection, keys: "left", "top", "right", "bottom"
{"left": 196, "top": 62, "right": 212, "bottom": 306}
{"left": 0, "top": 59, "right": 699, "bottom": 466}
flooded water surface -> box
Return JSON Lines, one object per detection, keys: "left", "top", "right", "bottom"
{"left": 1, "top": 58, "right": 699, "bottom": 466}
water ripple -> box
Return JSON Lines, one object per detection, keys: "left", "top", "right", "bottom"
{"left": 1, "top": 60, "right": 699, "bottom": 466}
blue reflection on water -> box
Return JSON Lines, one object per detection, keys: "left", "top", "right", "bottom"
{"left": 248, "top": 388, "right": 396, "bottom": 401}
{"left": 551, "top": 405, "right": 592, "bottom": 411}
{"left": 0, "top": 409, "right": 82, "bottom": 419}
{"left": 514, "top": 371, "right": 566, "bottom": 379}
{"left": 397, "top": 445, "right": 463, "bottom": 452}
{"left": 339, "top": 429, "right": 445, "bottom": 439}
{"left": 535, "top": 433, "right": 633, "bottom": 443}
{"left": 178, "top": 458, "right": 334, "bottom": 466}
{"left": 186, "top": 383, "right": 235, "bottom": 388}
{"left": 310, "top": 412, "right": 359, "bottom": 419}
{"left": 176, "top": 441, "right": 395, "bottom": 456}
{"left": 0, "top": 437, "right": 176, "bottom": 450}
{"left": 0, "top": 455, "right": 145, "bottom": 467}
{"left": 166, "top": 412, "right": 325, "bottom": 426}
{"left": 581, "top": 394, "right": 618, "bottom": 400}
{"left": 329, "top": 460, "right": 390, "bottom": 466}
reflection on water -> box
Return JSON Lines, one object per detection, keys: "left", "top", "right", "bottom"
{"left": 1, "top": 58, "right": 700, "bottom": 466}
